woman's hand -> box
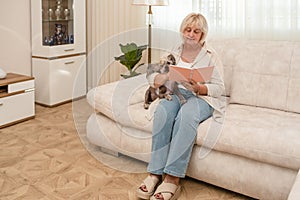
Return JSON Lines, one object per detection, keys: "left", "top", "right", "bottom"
{"left": 182, "top": 80, "right": 207, "bottom": 95}
{"left": 181, "top": 80, "right": 199, "bottom": 93}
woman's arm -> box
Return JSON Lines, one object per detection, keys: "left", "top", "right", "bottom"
{"left": 204, "top": 52, "right": 225, "bottom": 97}
{"left": 146, "top": 69, "right": 169, "bottom": 88}
{"left": 153, "top": 73, "right": 169, "bottom": 88}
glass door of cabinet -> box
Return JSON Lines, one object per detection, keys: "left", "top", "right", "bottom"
{"left": 42, "top": 0, "right": 74, "bottom": 46}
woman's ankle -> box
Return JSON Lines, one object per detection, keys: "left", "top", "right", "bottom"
{"left": 150, "top": 173, "right": 162, "bottom": 181}
{"left": 163, "top": 174, "right": 180, "bottom": 185}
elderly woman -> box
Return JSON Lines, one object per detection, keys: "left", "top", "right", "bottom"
{"left": 136, "top": 13, "right": 225, "bottom": 200}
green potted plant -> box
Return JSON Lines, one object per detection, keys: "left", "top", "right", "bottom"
{"left": 114, "top": 42, "right": 147, "bottom": 79}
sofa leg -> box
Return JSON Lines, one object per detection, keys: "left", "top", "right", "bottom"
{"left": 100, "top": 147, "right": 120, "bottom": 157}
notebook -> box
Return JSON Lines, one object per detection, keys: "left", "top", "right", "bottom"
{"left": 169, "top": 65, "right": 214, "bottom": 83}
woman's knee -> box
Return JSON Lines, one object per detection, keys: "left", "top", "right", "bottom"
{"left": 154, "top": 99, "right": 180, "bottom": 119}
{"left": 177, "top": 98, "right": 213, "bottom": 123}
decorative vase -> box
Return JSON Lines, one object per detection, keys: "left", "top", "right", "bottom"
{"left": 69, "top": 35, "right": 74, "bottom": 43}
{"left": 54, "top": 24, "right": 66, "bottom": 45}
{"left": 64, "top": 9, "right": 70, "bottom": 20}
{"left": 48, "top": 8, "right": 53, "bottom": 20}
{"left": 55, "top": 8, "right": 61, "bottom": 20}
{"left": 55, "top": 0, "right": 63, "bottom": 20}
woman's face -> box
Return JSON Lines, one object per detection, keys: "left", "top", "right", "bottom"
{"left": 183, "top": 24, "right": 203, "bottom": 46}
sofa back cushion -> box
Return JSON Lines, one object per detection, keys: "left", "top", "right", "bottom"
{"left": 208, "top": 39, "right": 244, "bottom": 96}
{"left": 208, "top": 39, "right": 300, "bottom": 113}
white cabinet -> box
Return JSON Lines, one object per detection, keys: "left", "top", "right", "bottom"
{"left": 32, "top": 54, "right": 86, "bottom": 106}
{"left": 31, "top": 0, "right": 86, "bottom": 106}
{"left": 0, "top": 73, "right": 35, "bottom": 128}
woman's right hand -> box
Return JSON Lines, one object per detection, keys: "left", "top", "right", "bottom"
{"left": 154, "top": 73, "right": 169, "bottom": 88}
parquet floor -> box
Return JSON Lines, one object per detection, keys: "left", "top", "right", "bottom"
{"left": 0, "top": 99, "right": 255, "bottom": 200}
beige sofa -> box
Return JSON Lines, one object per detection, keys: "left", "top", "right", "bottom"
{"left": 86, "top": 39, "right": 300, "bottom": 200}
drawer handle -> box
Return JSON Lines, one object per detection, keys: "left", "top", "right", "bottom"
{"left": 0, "top": 102, "right": 3, "bottom": 106}
{"left": 65, "top": 61, "right": 75, "bottom": 65}
{"left": 64, "top": 48, "right": 75, "bottom": 52}
{"left": 25, "top": 88, "right": 35, "bottom": 93}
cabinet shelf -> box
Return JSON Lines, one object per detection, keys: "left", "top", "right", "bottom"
{"left": 42, "top": 19, "right": 73, "bottom": 23}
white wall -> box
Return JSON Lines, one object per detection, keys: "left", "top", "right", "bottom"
{"left": 0, "top": 0, "right": 32, "bottom": 76}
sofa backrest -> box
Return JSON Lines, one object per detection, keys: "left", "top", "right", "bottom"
{"left": 208, "top": 38, "right": 300, "bottom": 114}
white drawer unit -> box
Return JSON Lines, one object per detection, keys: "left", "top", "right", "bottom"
{"left": 0, "top": 73, "right": 35, "bottom": 128}
{"left": 32, "top": 54, "right": 86, "bottom": 106}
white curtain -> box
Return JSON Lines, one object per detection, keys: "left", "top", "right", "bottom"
{"left": 148, "top": 1, "right": 196, "bottom": 62}
{"left": 153, "top": 0, "right": 300, "bottom": 41}
{"left": 152, "top": 1, "right": 194, "bottom": 31}
{"left": 86, "top": 0, "right": 147, "bottom": 88}
{"left": 199, "top": 0, "right": 300, "bottom": 41}
{"left": 86, "top": 0, "right": 299, "bottom": 88}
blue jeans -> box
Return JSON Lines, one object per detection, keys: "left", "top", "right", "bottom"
{"left": 147, "top": 89, "right": 213, "bottom": 178}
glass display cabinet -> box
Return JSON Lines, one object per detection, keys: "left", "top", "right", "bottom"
{"left": 31, "top": 0, "right": 86, "bottom": 106}
{"left": 42, "top": 0, "right": 74, "bottom": 46}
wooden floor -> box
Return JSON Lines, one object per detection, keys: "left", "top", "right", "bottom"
{"left": 0, "top": 100, "right": 255, "bottom": 200}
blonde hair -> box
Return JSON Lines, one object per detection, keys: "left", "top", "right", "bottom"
{"left": 179, "top": 13, "right": 208, "bottom": 45}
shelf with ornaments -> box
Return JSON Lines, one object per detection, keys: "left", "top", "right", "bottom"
{"left": 31, "top": 0, "right": 86, "bottom": 57}
{"left": 41, "top": 0, "right": 74, "bottom": 46}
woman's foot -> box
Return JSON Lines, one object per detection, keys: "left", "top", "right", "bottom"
{"left": 140, "top": 174, "right": 162, "bottom": 192}
{"left": 151, "top": 175, "right": 181, "bottom": 200}
{"left": 136, "top": 174, "right": 162, "bottom": 199}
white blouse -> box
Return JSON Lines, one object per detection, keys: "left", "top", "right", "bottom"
{"left": 177, "top": 57, "right": 193, "bottom": 69}
{"left": 176, "top": 58, "right": 193, "bottom": 89}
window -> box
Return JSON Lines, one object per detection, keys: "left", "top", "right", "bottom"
{"left": 198, "top": 0, "right": 300, "bottom": 40}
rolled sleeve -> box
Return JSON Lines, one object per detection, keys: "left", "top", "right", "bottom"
{"left": 205, "top": 82, "right": 224, "bottom": 97}
{"left": 204, "top": 50, "right": 225, "bottom": 97}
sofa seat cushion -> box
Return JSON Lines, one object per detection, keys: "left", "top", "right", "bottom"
{"left": 197, "top": 104, "right": 300, "bottom": 170}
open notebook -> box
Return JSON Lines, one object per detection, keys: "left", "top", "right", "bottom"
{"left": 169, "top": 65, "right": 214, "bottom": 83}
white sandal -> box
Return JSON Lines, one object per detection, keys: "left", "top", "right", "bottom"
{"left": 150, "top": 181, "right": 181, "bottom": 200}
{"left": 136, "top": 175, "right": 161, "bottom": 199}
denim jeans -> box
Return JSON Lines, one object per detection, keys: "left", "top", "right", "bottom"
{"left": 147, "top": 88, "right": 213, "bottom": 178}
